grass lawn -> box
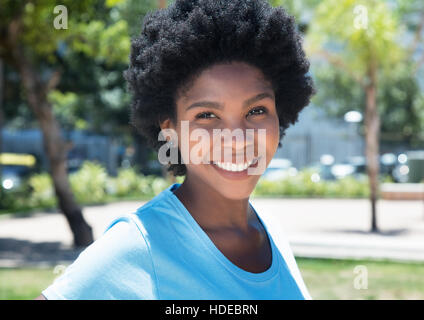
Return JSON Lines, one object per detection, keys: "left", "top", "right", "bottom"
{"left": 0, "top": 267, "right": 57, "bottom": 300}
{"left": 1, "top": 258, "right": 423, "bottom": 300}
{"left": 297, "top": 258, "right": 424, "bottom": 300}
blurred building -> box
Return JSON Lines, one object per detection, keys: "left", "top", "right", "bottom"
{"left": 274, "top": 105, "right": 365, "bottom": 169}
{"left": 1, "top": 129, "right": 122, "bottom": 175}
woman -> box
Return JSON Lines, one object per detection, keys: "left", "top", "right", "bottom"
{"left": 38, "top": 0, "right": 315, "bottom": 300}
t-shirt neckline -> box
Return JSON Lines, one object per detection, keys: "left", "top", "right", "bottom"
{"left": 165, "top": 182, "right": 279, "bottom": 282}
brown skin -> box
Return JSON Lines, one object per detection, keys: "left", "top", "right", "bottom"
{"left": 34, "top": 61, "right": 280, "bottom": 299}
{"left": 161, "top": 61, "right": 280, "bottom": 273}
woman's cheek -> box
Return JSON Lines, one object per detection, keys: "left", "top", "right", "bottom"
{"left": 190, "top": 133, "right": 211, "bottom": 164}
{"left": 179, "top": 124, "right": 213, "bottom": 165}
{"left": 267, "top": 124, "right": 280, "bottom": 151}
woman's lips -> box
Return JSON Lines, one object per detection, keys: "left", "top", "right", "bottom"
{"left": 210, "top": 157, "right": 260, "bottom": 180}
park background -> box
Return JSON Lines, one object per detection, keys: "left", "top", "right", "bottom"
{"left": 0, "top": 0, "right": 423, "bottom": 299}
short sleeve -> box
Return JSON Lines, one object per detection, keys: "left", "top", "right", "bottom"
{"left": 41, "top": 215, "right": 157, "bottom": 300}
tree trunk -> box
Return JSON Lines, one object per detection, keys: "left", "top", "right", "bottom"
{"left": 38, "top": 105, "right": 94, "bottom": 247}
{"left": 16, "top": 54, "right": 93, "bottom": 248}
{"left": 0, "top": 59, "right": 4, "bottom": 186}
{"left": 364, "top": 62, "right": 380, "bottom": 233}
{"left": 0, "top": 59, "right": 4, "bottom": 202}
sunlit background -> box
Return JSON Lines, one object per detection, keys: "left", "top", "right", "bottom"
{"left": 0, "top": 0, "right": 423, "bottom": 300}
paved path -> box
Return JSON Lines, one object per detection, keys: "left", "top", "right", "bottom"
{"left": 0, "top": 198, "right": 423, "bottom": 267}
{"left": 255, "top": 198, "right": 424, "bottom": 262}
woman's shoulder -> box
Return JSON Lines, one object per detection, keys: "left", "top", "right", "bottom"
{"left": 118, "top": 184, "right": 184, "bottom": 234}
{"left": 40, "top": 186, "right": 187, "bottom": 300}
{"left": 41, "top": 216, "right": 158, "bottom": 299}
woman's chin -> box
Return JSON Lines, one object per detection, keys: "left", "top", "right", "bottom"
{"left": 211, "top": 178, "right": 258, "bottom": 200}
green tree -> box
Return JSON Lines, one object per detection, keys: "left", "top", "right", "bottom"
{"left": 0, "top": 0, "right": 132, "bottom": 247}
{"left": 304, "top": 0, "right": 424, "bottom": 232}
{"left": 310, "top": 4, "right": 424, "bottom": 148}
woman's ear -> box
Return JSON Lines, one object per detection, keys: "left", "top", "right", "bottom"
{"left": 159, "top": 118, "right": 172, "bottom": 131}
{"left": 159, "top": 118, "right": 177, "bottom": 143}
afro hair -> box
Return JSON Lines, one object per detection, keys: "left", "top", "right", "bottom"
{"left": 124, "top": 0, "right": 315, "bottom": 176}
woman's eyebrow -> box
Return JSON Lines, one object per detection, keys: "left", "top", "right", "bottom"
{"left": 185, "top": 92, "right": 274, "bottom": 111}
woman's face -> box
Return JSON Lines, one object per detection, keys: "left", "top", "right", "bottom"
{"left": 163, "top": 61, "right": 280, "bottom": 200}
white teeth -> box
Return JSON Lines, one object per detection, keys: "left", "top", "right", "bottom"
{"left": 214, "top": 159, "right": 256, "bottom": 172}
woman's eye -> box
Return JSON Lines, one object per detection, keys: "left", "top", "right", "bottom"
{"left": 195, "top": 112, "right": 217, "bottom": 119}
{"left": 195, "top": 108, "right": 267, "bottom": 120}
{"left": 247, "top": 107, "right": 267, "bottom": 117}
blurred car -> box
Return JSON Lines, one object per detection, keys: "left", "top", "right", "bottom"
{"left": 392, "top": 162, "right": 409, "bottom": 183}
{"left": 262, "top": 158, "right": 298, "bottom": 181}
{"left": 347, "top": 153, "right": 413, "bottom": 183}
{"left": 333, "top": 153, "right": 409, "bottom": 182}
{"left": 392, "top": 151, "right": 424, "bottom": 183}
{"left": 341, "top": 156, "right": 367, "bottom": 180}
{"left": 380, "top": 153, "right": 398, "bottom": 176}
{"left": 304, "top": 154, "right": 338, "bottom": 181}
{"left": 317, "top": 154, "right": 337, "bottom": 180}
{"left": 0, "top": 153, "right": 37, "bottom": 190}
{"left": 67, "top": 157, "right": 84, "bottom": 173}
{"left": 308, "top": 153, "right": 398, "bottom": 182}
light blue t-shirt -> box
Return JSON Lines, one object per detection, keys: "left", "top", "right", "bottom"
{"left": 42, "top": 183, "right": 311, "bottom": 300}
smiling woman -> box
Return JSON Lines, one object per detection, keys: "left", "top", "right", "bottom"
{"left": 160, "top": 61, "right": 279, "bottom": 199}
{"left": 37, "top": 0, "right": 315, "bottom": 300}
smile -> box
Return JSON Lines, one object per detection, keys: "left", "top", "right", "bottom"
{"left": 212, "top": 157, "right": 259, "bottom": 172}
{"left": 210, "top": 156, "right": 262, "bottom": 180}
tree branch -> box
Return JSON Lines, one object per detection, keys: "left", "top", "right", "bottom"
{"left": 414, "top": 52, "right": 424, "bottom": 75}
{"left": 5, "top": 15, "right": 59, "bottom": 111}
{"left": 314, "top": 49, "right": 365, "bottom": 88}
{"left": 409, "top": 11, "right": 424, "bottom": 55}
{"left": 45, "top": 69, "right": 62, "bottom": 93}
{"left": 409, "top": 11, "right": 424, "bottom": 76}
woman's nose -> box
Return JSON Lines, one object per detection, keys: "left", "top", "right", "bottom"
{"left": 214, "top": 126, "right": 256, "bottom": 159}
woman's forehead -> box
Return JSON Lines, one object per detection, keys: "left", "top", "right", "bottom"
{"left": 178, "top": 62, "right": 273, "bottom": 104}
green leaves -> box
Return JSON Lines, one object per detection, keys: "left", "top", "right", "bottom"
{"left": 105, "top": 0, "right": 126, "bottom": 7}
{"left": 252, "top": 168, "right": 372, "bottom": 198}
{"left": 98, "top": 20, "right": 130, "bottom": 65}
{"left": 306, "top": 0, "right": 404, "bottom": 80}
{"left": 1, "top": 0, "right": 131, "bottom": 64}
{"left": 28, "top": 173, "right": 57, "bottom": 208}
{"left": 69, "top": 19, "right": 130, "bottom": 65}
{"left": 7, "top": 161, "right": 173, "bottom": 211}
{"left": 304, "top": 0, "right": 423, "bottom": 143}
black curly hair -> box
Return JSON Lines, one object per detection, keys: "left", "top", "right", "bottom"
{"left": 124, "top": 0, "right": 315, "bottom": 177}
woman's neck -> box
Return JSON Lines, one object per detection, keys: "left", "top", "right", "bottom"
{"left": 173, "top": 175, "right": 254, "bottom": 232}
